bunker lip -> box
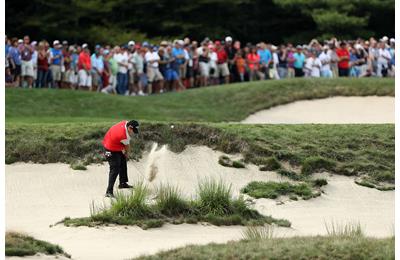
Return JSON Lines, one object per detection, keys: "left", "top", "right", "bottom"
{"left": 6, "top": 146, "right": 394, "bottom": 259}
{"left": 241, "top": 96, "right": 395, "bottom": 124}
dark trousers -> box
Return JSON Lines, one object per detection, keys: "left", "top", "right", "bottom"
{"left": 106, "top": 151, "right": 128, "bottom": 194}
{"left": 294, "top": 68, "right": 304, "bottom": 77}
{"left": 338, "top": 68, "right": 349, "bottom": 77}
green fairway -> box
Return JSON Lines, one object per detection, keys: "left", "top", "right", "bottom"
{"left": 6, "top": 78, "right": 394, "bottom": 123}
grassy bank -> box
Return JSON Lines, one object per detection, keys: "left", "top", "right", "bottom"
{"left": 5, "top": 122, "right": 394, "bottom": 188}
{"left": 6, "top": 78, "right": 394, "bottom": 123}
{"left": 134, "top": 235, "right": 394, "bottom": 260}
{"left": 62, "top": 180, "right": 290, "bottom": 229}
{"left": 5, "top": 232, "right": 70, "bottom": 257}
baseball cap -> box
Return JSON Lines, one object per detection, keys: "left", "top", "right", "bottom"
{"left": 177, "top": 40, "right": 184, "bottom": 45}
{"left": 103, "top": 49, "right": 110, "bottom": 55}
{"left": 382, "top": 36, "right": 389, "bottom": 42}
{"left": 160, "top": 40, "right": 168, "bottom": 46}
{"left": 82, "top": 43, "right": 88, "bottom": 49}
{"left": 62, "top": 40, "right": 68, "bottom": 45}
{"left": 225, "top": 36, "right": 233, "bottom": 42}
{"left": 390, "top": 38, "right": 395, "bottom": 43}
{"left": 95, "top": 44, "right": 101, "bottom": 49}
{"left": 127, "top": 120, "right": 140, "bottom": 134}
{"left": 53, "top": 40, "right": 60, "bottom": 46}
{"left": 142, "top": 41, "right": 150, "bottom": 47}
{"left": 296, "top": 45, "right": 302, "bottom": 49}
{"left": 18, "top": 39, "right": 23, "bottom": 44}
{"left": 128, "top": 40, "right": 135, "bottom": 46}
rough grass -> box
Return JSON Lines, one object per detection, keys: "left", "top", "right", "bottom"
{"left": 63, "top": 180, "right": 290, "bottom": 229}
{"left": 6, "top": 78, "right": 394, "bottom": 123}
{"left": 218, "top": 156, "right": 246, "bottom": 168}
{"left": 241, "top": 181, "right": 315, "bottom": 200}
{"left": 242, "top": 225, "right": 275, "bottom": 240}
{"left": 5, "top": 232, "right": 70, "bottom": 257}
{"left": 259, "top": 157, "right": 281, "bottom": 171}
{"left": 5, "top": 123, "right": 395, "bottom": 188}
{"left": 133, "top": 236, "right": 394, "bottom": 260}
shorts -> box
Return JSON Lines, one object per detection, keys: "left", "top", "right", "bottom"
{"left": 199, "top": 62, "right": 209, "bottom": 77}
{"left": 165, "top": 69, "right": 179, "bottom": 81}
{"left": 12, "top": 65, "right": 21, "bottom": 77}
{"left": 50, "top": 64, "right": 62, "bottom": 81}
{"left": 63, "top": 69, "right": 76, "bottom": 83}
{"left": 21, "top": 60, "right": 35, "bottom": 77}
{"left": 179, "top": 65, "right": 186, "bottom": 78}
{"left": 129, "top": 70, "right": 136, "bottom": 84}
{"left": 78, "top": 69, "right": 92, "bottom": 87}
{"left": 217, "top": 63, "right": 230, "bottom": 77}
{"left": 147, "top": 67, "right": 164, "bottom": 82}
{"left": 91, "top": 71, "right": 102, "bottom": 86}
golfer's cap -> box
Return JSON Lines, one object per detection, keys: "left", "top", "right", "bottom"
{"left": 82, "top": 43, "right": 88, "bottom": 49}
{"left": 128, "top": 40, "right": 135, "bottom": 46}
{"left": 53, "top": 40, "right": 60, "bottom": 46}
{"left": 62, "top": 40, "right": 68, "bottom": 45}
{"left": 18, "top": 39, "right": 23, "bottom": 44}
{"left": 127, "top": 120, "right": 140, "bottom": 134}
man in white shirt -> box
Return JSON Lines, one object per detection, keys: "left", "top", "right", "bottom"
{"left": 377, "top": 41, "right": 391, "bottom": 77}
{"left": 114, "top": 45, "right": 129, "bottom": 95}
{"left": 145, "top": 46, "right": 164, "bottom": 94}
{"left": 319, "top": 45, "right": 332, "bottom": 78}
{"left": 305, "top": 51, "right": 321, "bottom": 78}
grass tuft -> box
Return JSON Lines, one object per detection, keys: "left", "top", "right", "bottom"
{"left": 324, "top": 221, "right": 364, "bottom": 238}
{"left": 70, "top": 161, "right": 87, "bottom": 170}
{"left": 259, "top": 157, "right": 281, "bottom": 171}
{"left": 155, "top": 184, "right": 190, "bottom": 216}
{"left": 241, "top": 181, "right": 313, "bottom": 200}
{"left": 197, "top": 178, "right": 233, "bottom": 216}
{"left": 242, "top": 225, "right": 274, "bottom": 240}
{"left": 312, "top": 178, "right": 328, "bottom": 187}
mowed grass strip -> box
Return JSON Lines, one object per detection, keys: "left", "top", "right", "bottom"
{"left": 5, "top": 232, "right": 70, "bottom": 258}
{"left": 5, "top": 123, "right": 394, "bottom": 186}
{"left": 63, "top": 180, "right": 290, "bottom": 229}
{"left": 6, "top": 78, "right": 394, "bottom": 123}
{"left": 133, "top": 236, "right": 394, "bottom": 260}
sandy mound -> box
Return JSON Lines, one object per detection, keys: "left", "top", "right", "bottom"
{"left": 6, "top": 145, "right": 394, "bottom": 259}
{"left": 242, "top": 96, "right": 394, "bottom": 124}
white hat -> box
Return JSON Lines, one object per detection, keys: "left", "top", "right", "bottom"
{"left": 323, "top": 45, "right": 329, "bottom": 50}
{"left": 177, "top": 40, "right": 184, "bottom": 45}
{"left": 82, "top": 43, "right": 88, "bottom": 49}
{"left": 53, "top": 40, "right": 60, "bottom": 46}
{"left": 354, "top": 44, "right": 363, "bottom": 50}
{"left": 225, "top": 36, "right": 233, "bottom": 42}
{"left": 31, "top": 41, "right": 37, "bottom": 46}
{"left": 390, "top": 38, "right": 395, "bottom": 43}
{"left": 382, "top": 36, "right": 389, "bottom": 41}
{"left": 271, "top": 45, "right": 277, "bottom": 51}
{"left": 128, "top": 40, "right": 135, "bottom": 46}
{"left": 18, "top": 39, "right": 23, "bottom": 44}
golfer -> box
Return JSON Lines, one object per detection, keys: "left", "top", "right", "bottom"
{"left": 102, "top": 119, "right": 140, "bottom": 197}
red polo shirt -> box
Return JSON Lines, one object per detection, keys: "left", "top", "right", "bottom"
{"left": 216, "top": 48, "right": 228, "bottom": 64}
{"left": 78, "top": 51, "right": 91, "bottom": 71}
{"left": 336, "top": 48, "right": 350, "bottom": 69}
{"left": 103, "top": 120, "right": 129, "bottom": 152}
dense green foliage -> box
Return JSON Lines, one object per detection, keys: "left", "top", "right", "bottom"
{"left": 5, "top": 232, "right": 70, "bottom": 257}
{"left": 134, "top": 236, "right": 394, "bottom": 260}
{"left": 6, "top": 0, "right": 394, "bottom": 45}
{"left": 63, "top": 180, "right": 290, "bottom": 229}
{"left": 5, "top": 78, "right": 394, "bottom": 123}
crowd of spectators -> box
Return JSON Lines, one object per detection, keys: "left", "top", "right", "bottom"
{"left": 5, "top": 35, "right": 395, "bottom": 95}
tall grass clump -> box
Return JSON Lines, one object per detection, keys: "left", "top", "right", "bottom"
{"left": 324, "top": 221, "right": 364, "bottom": 238}
{"left": 155, "top": 184, "right": 190, "bottom": 216}
{"left": 107, "top": 182, "right": 153, "bottom": 219}
{"left": 197, "top": 178, "right": 233, "bottom": 216}
{"left": 242, "top": 225, "right": 274, "bottom": 240}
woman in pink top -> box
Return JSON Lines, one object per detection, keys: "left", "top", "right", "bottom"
{"left": 246, "top": 46, "right": 265, "bottom": 81}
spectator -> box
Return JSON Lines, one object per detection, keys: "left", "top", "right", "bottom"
{"left": 215, "top": 40, "right": 230, "bottom": 84}
{"left": 113, "top": 45, "right": 129, "bottom": 95}
{"left": 145, "top": 45, "right": 164, "bottom": 94}
{"left": 172, "top": 40, "right": 187, "bottom": 83}
{"left": 8, "top": 37, "right": 22, "bottom": 86}
{"left": 304, "top": 50, "right": 322, "bottom": 78}
{"left": 277, "top": 45, "right": 288, "bottom": 79}
{"left": 377, "top": 41, "right": 391, "bottom": 77}
{"left": 20, "top": 35, "right": 34, "bottom": 88}
{"left": 234, "top": 50, "right": 246, "bottom": 82}
{"left": 91, "top": 45, "right": 104, "bottom": 91}
{"left": 127, "top": 41, "right": 136, "bottom": 95}
{"left": 102, "top": 49, "right": 118, "bottom": 94}
{"left": 247, "top": 46, "right": 264, "bottom": 81}
{"left": 286, "top": 44, "right": 295, "bottom": 78}
{"left": 293, "top": 45, "right": 305, "bottom": 77}
{"left": 36, "top": 41, "right": 49, "bottom": 88}
{"left": 31, "top": 41, "right": 38, "bottom": 87}
{"left": 270, "top": 45, "right": 280, "bottom": 79}
{"left": 70, "top": 46, "right": 80, "bottom": 89}
{"left": 319, "top": 45, "right": 332, "bottom": 78}
{"left": 78, "top": 43, "right": 92, "bottom": 90}
{"left": 225, "top": 36, "right": 237, "bottom": 82}
{"left": 198, "top": 41, "right": 210, "bottom": 86}
{"left": 132, "top": 46, "right": 146, "bottom": 96}
{"left": 49, "top": 40, "right": 64, "bottom": 88}
{"left": 258, "top": 42, "right": 272, "bottom": 79}
{"left": 336, "top": 42, "right": 350, "bottom": 77}
{"left": 208, "top": 43, "right": 218, "bottom": 85}
{"left": 61, "top": 41, "right": 73, "bottom": 89}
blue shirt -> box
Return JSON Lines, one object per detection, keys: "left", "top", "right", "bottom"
{"left": 71, "top": 53, "right": 79, "bottom": 70}
{"left": 51, "top": 48, "right": 63, "bottom": 65}
{"left": 258, "top": 49, "right": 271, "bottom": 65}
{"left": 172, "top": 48, "right": 185, "bottom": 65}
{"left": 8, "top": 46, "right": 21, "bottom": 65}
{"left": 91, "top": 54, "right": 104, "bottom": 72}
{"left": 293, "top": 53, "right": 305, "bottom": 69}
{"left": 5, "top": 44, "right": 10, "bottom": 57}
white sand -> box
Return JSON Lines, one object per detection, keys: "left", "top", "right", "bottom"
{"left": 6, "top": 146, "right": 394, "bottom": 259}
{"left": 242, "top": 96, "right": 395, "bottom": 124}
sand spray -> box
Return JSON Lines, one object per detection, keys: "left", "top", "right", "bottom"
{"left": 144, "top": 143, "right": 168, "bottom": 183}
